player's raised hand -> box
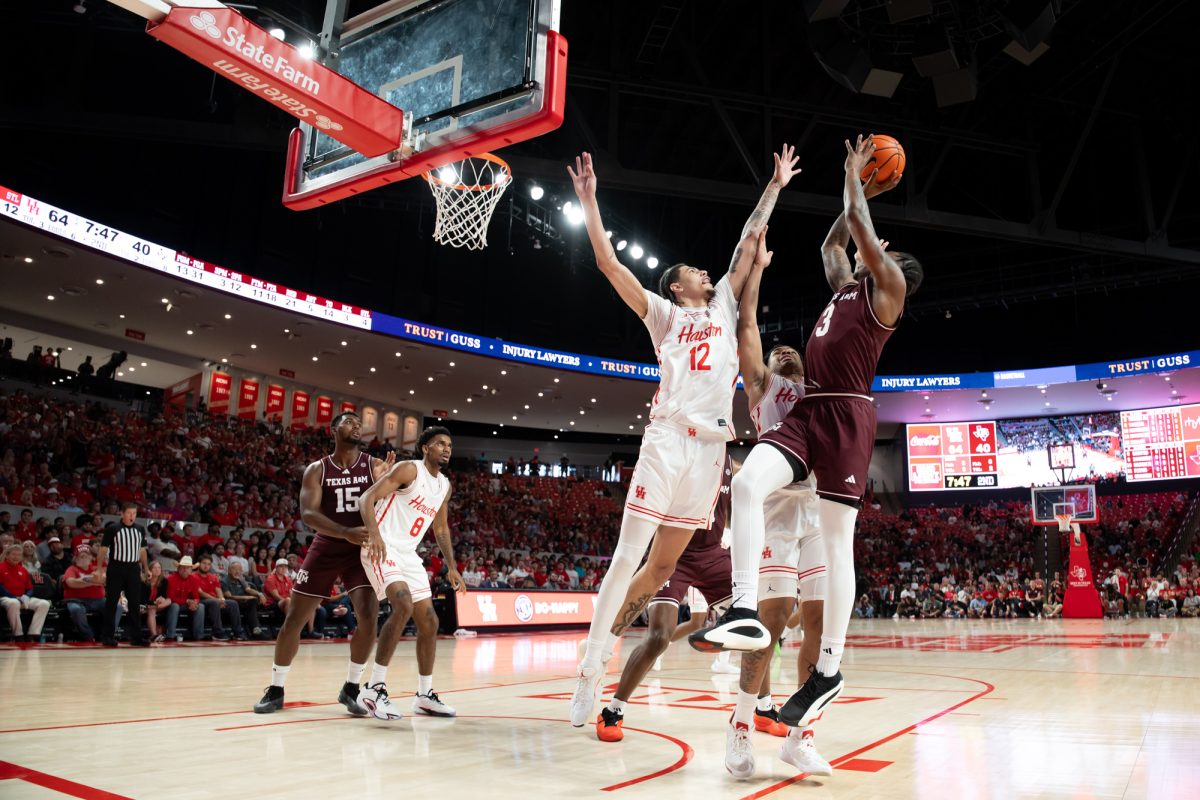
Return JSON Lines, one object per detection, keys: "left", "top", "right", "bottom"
{"left": 365, "top": 531, "right": 386, "bottom": 566}
{"left": 372, "top": 451, "right": 396, "bottom": 481}
{"left": 447, "top": 568, "right": 468, "bottom": 595}
{"left": 754, "top": 225, "right": 773, "bottom": 269}
{"left": 566, "top": 152, "right": 598, "bottom": 202}
{"left": 863, "top": 168, "right": 902, "bottom": 199}
{"left": 844, "top": 135, "right": 876, "bottom": 176}
{"left": 773, "top": 144, "right": 801, "bottom": 188}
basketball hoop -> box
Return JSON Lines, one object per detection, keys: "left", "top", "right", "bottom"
{"left": 1053, "top": 502, "right": 1075, "bottom": 532}
{"left": 422, "top": 153, "right": 512, "bottom": 250}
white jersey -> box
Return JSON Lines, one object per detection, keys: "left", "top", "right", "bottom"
{"left": 374, "top": 460, "right": 450, "bottom": 551}
{"left": 642, "top": 277, "right": 739, "bottom": 441}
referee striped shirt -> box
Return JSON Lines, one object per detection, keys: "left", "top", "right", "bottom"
{"left": 102, "top": 524, "right": 145, "bottom": 564}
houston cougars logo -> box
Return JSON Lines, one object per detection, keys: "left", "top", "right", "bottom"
{"left": 407, "top": 495, "right": 440, "bottom": 516}
{"left": 677, "top": 322, "right": 723, "bottom": 344}
{"left": 635, "top": 486, "right": 646, "bottom": 500}
{"left": 774, "top": 386, "right": 800, "bottom": 404}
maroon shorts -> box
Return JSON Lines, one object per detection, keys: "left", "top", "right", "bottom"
{"left": 293, "top": 534, "right": 371, "bottom": 598}
{"left": 652, "top": 544, "right": 732, "bottom": 607}
{"left": 760, "top": 396, "right": 876, "bottom": 506}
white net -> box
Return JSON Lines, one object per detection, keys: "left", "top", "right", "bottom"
{"left": 423, "top": 154, "right": 512, "bottom": 250}
{"left": 1053, "top": 502, "right": 1075, "bottom": 532}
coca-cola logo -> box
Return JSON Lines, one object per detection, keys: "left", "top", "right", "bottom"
{"left": 910, "top": 435, "right": 940, "bottom": 447}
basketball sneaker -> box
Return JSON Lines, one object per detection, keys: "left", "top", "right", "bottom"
{"left": 688, "top": 606, "right": 770, "bottom": 653}
{"left": 754, "top": 705, "right": 789, "bottom": 737}
{"left": 596, "top": 707, "right": 624, "bottom": 742}
{"left": 412, "top": 691, "right": 457, "bottom": 717}
{"left": 253, "top": 686, "right": 285, "bottom": 714}
{"left": 725, "top": 718, "right": 755, "bottom": 779}
{"left": 711, "top": 652, "right": 740, "bottom": 674}
{"left": 778, "top": 729, "right": 832, "bottom": 776}
{"left": 357, "top": 682, "right": 403, "bottom": 721}
{"left": 779, "top": 670, "right": 843, "bottom": 728}
{"left": 338, "top": 682, "right": 368, "bottom": 716}
{"left": 569, "top": 665, "right": 602, "bottom": 727}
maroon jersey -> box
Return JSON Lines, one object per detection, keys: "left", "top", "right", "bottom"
{"left": 806, "top": 275, "right": 896, "bottom": 395}
{"left": 686, "top": 452, "right": 732, "bottom": 552}
{"left": 317, "top": 451, "right": 374, "bottom": 539}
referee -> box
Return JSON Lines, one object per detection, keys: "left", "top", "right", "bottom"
{"left": 100, "top": 502, "right": 150, "bottom": 647}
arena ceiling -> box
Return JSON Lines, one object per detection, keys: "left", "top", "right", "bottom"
{"left": 1, "top": 0, "right": 1197, "bottom": 436}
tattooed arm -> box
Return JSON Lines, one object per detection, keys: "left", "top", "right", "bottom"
{"left": 724, "top": 144, "right": 800, "bottom": 299}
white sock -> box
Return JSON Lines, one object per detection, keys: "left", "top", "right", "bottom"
{"left": 346, "top": 661, "right": 366, "bottom": 684}
{"left": 418, "top": 674, "right": 433, "bottom": 695}
{"left": 714, "top": 650, "right": 731, "bottom": 665}
{"left": 581, "top": 515, "right": 658, "bottom": 668}
{"left": 730, "top": 445, "right": 793, "bottom": 610}
{"left": 370, "top": 662, "right": 388, "bottom": 686}
{"left": 270, "top": 663, "right": 290, "bottom": 688}
{"left": 756, "top": 694, "right": 774, "bottom": 712}
{"left": 816, "top": 499, "right": 858, "bottom": 676}
{"left": 607, "top": 698, "right": 627, "bottom": 713}
{"left": 734, "top": 690, "right": 757, "bottom": 726}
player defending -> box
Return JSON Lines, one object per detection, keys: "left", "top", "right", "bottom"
{"left": 719, "top": 222, "right": 832, "bottom": 778}
{"left": 694, "top": 136, "right": 921, "bottom": 731}
{"left": 566, "top": 146, "right": 801, "bottom": 727}
{"left": 254, "top": 412, "right": 393, "bottom": 714}
{"left": 354, "top": 426, "right": 466, "bottom": 720}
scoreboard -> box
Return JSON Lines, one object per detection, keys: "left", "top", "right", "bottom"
{"left": 907, "top": 421, "right": 999, "bottom": 490}
{"left": 1120, "top": 403, "right": 1200, "bottom": 481}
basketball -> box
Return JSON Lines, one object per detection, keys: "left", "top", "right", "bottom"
{"left": 860, "top": 134, "right": 906, "bottom": 184}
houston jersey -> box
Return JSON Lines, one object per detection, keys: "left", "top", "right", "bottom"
{"left": 374, "top": 460, "right": 450, "bottom": 551}
{"left": 318, "top": 451, "right": 374, "bottom": 542}
{"left": 642, "top": 277, "right": 739, "bottom": 440}
{"left": 806, "top": 275, "right": 896, "bottom": 396}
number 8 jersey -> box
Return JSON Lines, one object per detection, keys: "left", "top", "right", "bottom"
{"left": 373, "top": 459, "right": 451, "bottom": 551}
{"left": 318, "top": 451, "right": 375, "bottom": 540}
{"left": 642, "top": 277, "right": 740, "bottom": 440}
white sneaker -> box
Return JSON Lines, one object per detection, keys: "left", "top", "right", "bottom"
{"left": 779, "top": 731, "right": 832, "bottom": 776}
{"left": 725, "top": 720, "right": 755, "bottom": 779}
{"left": 412, "top": 691, "right": 456, "bottom": 717}
{"left": 356, "top": 682, "right": 403, "bottom": 721}
{"left": 712, "top": 654, "right": 740, "bottom": 674}
{"left": 569, "top": 666, "right": 602, "bottom": 727}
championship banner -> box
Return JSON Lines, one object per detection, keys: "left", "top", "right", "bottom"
{"left": 315, "top": 396, "right": 334, "bottom": 427}
{"left": 208, "top": 371, "right": 232, "bottom": 413}
{"left": 237, "top": 378, "right": 260, "bottom": 420}
{"left": 290, "top": 390, "right": 310, "bottom": 430}
{"left": 456, "top": 591, "right": 596, "bottom": 628}
{"left": 340, "top": 401, "right": 357, "bottom": 415}
{"left": 265, "top": 384, "right": 286, "bottom": 418}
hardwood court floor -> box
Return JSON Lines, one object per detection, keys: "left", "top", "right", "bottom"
{"left": 1, "top": 619, "right": 1197, "bottom": 799}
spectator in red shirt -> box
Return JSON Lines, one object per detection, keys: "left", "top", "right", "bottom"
{"left": 196, "top": 555, "right": 243, "bottom": 640}
{"left": 164, "top": 556, "right": 205, "bottom": 641}
{"left": 14, "top": 509, "right": 37, "bottom": 542}
{"left": 63, "top": 547, "right": 108, "bottom": 641}
{"left": 210, "top": 502, "right": 238, "bottom": 527}
{"left": 1, "top": 544, "right": 51, "bottom": 641}
{"left": 263, "top": 559, "right": 294, "bottom": 616}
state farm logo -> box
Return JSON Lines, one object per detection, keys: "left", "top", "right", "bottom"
{"left": 514, "top": 594, "right": 534, "bottom": 622}
{"left": 910, "top": 435, "right": 940, "bottom": 447}
{"left": 190, "top": 11, "right": 222, "bottom": 39}
{"left": 314, "top": 115, "right": 344, "bottom": 132}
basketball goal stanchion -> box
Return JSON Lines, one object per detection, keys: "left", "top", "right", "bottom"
{"left": 422, "top": 153, "right": 512, "bottom": 250}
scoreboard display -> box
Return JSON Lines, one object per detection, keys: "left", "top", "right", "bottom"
{"left": 1120, "top": 403, "right": 1200, "bottom": 481}
{"left": 907, "top": 422, "right": 999, "bottom": 490}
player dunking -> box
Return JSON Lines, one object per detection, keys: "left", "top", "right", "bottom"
{"left": 566, "top": 146, "right": 801, "bottom": 727}
{"left": 716, "top": 227, "right": 832, "bottom": 778}
{"left": 254, "top": 412, "right": 393, "bottom": 714}
{"left": 695, "top": 136, "right": 921, "bottom": 731}
{"left": 354, "top": 426, "right": 466, "bottom": 720}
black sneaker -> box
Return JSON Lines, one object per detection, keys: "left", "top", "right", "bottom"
{"left": 101, "top": 639, "right": 119, "bottom": 648}
{"left": 338, "top": 682, "right": 368, "bottom": 716}
{"left": 687, "top": 606, "right": 771, "bottom": 653}
{"left": 779, "top": 669, "right": 844, "bottom": 727}
{"left": 253, "top": 686, "right": 285, "bottom": 714}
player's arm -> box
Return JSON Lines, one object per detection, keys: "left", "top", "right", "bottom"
{"left": 842, "top": 136, "right": 907, "bottom": 325}
{"left": 822, "top": 166, "right": 901, "bottom": 292}
{"left": 567, "top": 152, "right": 648, "bottom": 318}
{"left": 369, "top": 451, "right": 395, "bottom": 482}
{"left": 298, "top": 461, "right": 366, "bottom": 545}
{"left": 725, "top": 144, "right": 801, "bottom": 298}
{"left": 358, "top": 462, "right": 418, "bottom": 566}
{"left": 431, "top": 486, "right": 466, "bottom": 595}
{"left": 737, "top": 227, "right": 774, "bottom": 407}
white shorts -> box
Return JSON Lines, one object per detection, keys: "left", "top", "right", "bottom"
{"left": 361, "top": 545, "right": 432, "bottom": 604}
{"left": 759, "top": 486, "right": 826, "bottom": 603}
{"left": 625, "top": 424, "right": 725, "bottom": 529}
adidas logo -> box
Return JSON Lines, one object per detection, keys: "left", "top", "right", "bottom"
{"left": 845, "top": 474, "right": 856, "bottom": 484}
{"left": 190, "top": 11, "right": 222, "bottom": 39}
{"left": 822, "top": 647, "right": 833, "bottom": 655}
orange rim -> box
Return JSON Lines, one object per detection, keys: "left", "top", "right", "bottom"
{"left": 422, "top": 152, "right": 511, "bottom": 192}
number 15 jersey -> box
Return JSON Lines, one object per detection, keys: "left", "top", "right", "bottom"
{"left": 642, "top": 276, "right": 739, "bottom": 441}
{"left": 373, "top": 460, "right": 451, "bottom": 552}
